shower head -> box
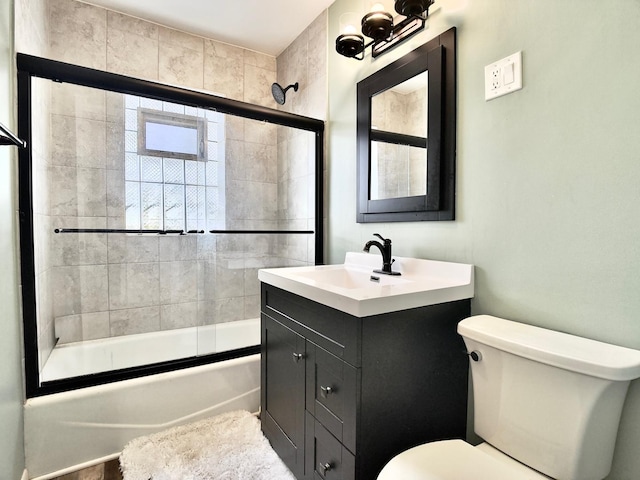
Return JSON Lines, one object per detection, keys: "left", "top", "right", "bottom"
{"left": 271, "top": 82, "right": 299, "bottom": 105}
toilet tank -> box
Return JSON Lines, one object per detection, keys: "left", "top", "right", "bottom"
{"left": 458, "top": 315, "right": 640, "bottom": 480}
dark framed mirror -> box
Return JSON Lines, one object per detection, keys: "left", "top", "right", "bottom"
{"left": 357, "top": 27, "right": 456, "bottom": 222}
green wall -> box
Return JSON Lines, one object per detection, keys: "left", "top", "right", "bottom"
{"left": 0, "top": 0, "right": 26, "bottom": 478}
{"left": 327, "top": 1, "right": 640, "bottom": 478}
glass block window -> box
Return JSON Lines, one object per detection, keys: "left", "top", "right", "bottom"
{"left": 124, "top": 96, "right": 225, "bottom": 231}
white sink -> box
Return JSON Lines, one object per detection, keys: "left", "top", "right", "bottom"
{"left": 292, "top": 267, "right": 411, "bottom": 289}
{"left": 258, "top": 252, "right": 474, "bottom": 317}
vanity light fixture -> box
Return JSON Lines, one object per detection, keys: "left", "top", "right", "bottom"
{"left": 336, "top": 0, "right": 435, "bottom": 60}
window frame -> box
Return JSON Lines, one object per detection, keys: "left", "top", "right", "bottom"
{"left": 137, "top": 107, "right": 208, "bottom": 161}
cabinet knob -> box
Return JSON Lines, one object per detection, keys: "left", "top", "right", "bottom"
{"left": 320, "top": 385, "right": 333, "bottom": 398}
{"left": 292, "top": 352, "right": 304, "bottom": 363}
{"left": 318, "top": 462, "right": 332, "bottom": 476}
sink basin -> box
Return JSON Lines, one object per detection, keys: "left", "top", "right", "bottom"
{"left": 292, "top": 267, "right": 410, "bottom": 290}
{"left": 258, "top": 252, "right": 474, "bottom": 317}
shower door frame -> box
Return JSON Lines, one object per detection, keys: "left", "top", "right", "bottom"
{"left": 17, "top": 53, "right": 325, "bottom": 398}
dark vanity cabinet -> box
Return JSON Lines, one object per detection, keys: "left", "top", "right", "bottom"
{"left": 261, "top": 283, "right": 470, "bottom": 480}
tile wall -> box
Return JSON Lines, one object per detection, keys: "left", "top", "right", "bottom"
{"left": 275, "top": 10, "right": 328, "bottom": 261}
{"left": 15, "top": 0, "right": 327, "bottom": 359}
{"left": 16, "top": 0, "right": 53, "bottom": 370}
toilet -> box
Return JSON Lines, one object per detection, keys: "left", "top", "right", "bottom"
{"left": 377, "top": 315, "right": 640, "bottom": 480}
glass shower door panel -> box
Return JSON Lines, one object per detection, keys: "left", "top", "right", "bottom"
{"left": 27, "top": 72, "right": 320, "bottom": 392}
{"left": 194, "top": 120, "right": 317, "bottom": 357}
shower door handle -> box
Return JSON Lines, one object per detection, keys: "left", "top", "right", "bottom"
{"left": 292, "top": 352, "right": 304, "bottom": 363}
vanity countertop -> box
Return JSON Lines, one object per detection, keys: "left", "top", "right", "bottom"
{"left": 258, "top": 252, "right": 474, "bottom": 317}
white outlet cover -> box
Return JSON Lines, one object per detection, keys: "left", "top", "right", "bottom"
{"left": 484, "top": 51, "right": 523, "bottom": 100}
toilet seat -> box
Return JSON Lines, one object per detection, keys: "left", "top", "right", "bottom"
{"left": 376, "top": 440, "right": 552, "bottom": 480}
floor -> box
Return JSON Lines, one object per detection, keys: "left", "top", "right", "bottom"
{"left": 52, "top": 460, "right": 122, "bottom": 480}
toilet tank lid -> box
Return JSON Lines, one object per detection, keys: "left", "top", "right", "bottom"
{"left": 458, "top": 315, "right": 640, "bottom": 381}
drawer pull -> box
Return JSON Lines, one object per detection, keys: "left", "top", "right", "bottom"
{"left": 292, "top": 352, "right": 304, "bottom": 363}
{"left": 318, "top": 462, "right": 333, "bottom": 476}
{"left": 320, "top": 385, "right": 333, "bottom": 398}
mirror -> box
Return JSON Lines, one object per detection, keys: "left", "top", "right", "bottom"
{"left": 357, "top": 27, "right": 456, "bottom": 222}
{"left": 370, "top": 71, "right": 428, "bottom": 200}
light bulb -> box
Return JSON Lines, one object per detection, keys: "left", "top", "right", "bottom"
{"left": 340, "top": 12, "right": 361, "bottom": 35}
{"left": 343, "top": 24, "right": 357, "bottom": 35}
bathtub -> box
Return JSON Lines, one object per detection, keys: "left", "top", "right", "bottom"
{"left": 24, "top": 321, "right": 261, "bottom": 479}
{"left": 41, "top": 318, "right": 261, "bottom": 381}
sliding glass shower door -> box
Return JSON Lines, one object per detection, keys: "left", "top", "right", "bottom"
{"left": 18, "top": 54, "right": 323, "bottom": 396}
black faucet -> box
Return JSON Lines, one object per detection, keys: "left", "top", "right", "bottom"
{"left": 363, "top": 233, "right": 401, "bottom": 276}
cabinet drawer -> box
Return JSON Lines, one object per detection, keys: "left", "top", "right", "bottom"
{"left": 262, "top": 283, "right": 360, "bottom": 366}
{"left": 305, "top": 412, "right": 355, "bottom": 480}
{"left": 306, "top": 342, "right": 357, "bottom": 453}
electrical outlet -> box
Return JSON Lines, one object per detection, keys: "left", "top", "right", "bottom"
{"left": 490, "top": 66, "right": 501, "bottom": 90}
{"left": 485, "top": 51, "right": 523, "bottom": 101}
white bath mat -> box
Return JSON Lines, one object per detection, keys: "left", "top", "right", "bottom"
{"left": 120, "top": 410, "right": 296, "bottom": 480}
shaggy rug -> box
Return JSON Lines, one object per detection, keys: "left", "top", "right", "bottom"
{"left": 120, "top": 410, "right": 296, "bottom": 480}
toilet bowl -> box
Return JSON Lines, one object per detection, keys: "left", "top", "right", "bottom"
{"left": 378, "top": 440, "right": 551, "bottom": 479}
{"left": 377, "top": 315, "right": 640, "bottom": 480}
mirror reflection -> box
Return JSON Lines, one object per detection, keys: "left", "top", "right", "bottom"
{"left": 370, "top": 71, "right": 428, "bottom": 200}
{"left": 371, "top": 71, "right": 428, "bottom": 137}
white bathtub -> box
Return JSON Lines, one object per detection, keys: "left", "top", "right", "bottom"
{"left": 41, "top": 319, "right": 261, "bottom": 381}
{"left": 24, "top": 322, "right": 261, "bottom": 479}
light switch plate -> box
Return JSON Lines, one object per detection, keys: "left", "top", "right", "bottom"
{"left": 484, "top": 51, "right": 523, "bottom": 100}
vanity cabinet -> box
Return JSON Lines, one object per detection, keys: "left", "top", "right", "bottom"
{"left": 261, "top": 283, "right": 470, "bottom": 480}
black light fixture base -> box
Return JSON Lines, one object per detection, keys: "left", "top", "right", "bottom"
{"left": 371, "top": 15, "right": 426, "bottom": 58}
{"left": 395, "top": 0, "right": 434, "bottom": 19}
{"left": 335, "top": 0, "right": 435, "bottom": 60}
{"left": 336, "top": 33, "right": 366, "bottom": 59}
{"left": 361, "top": 10, "right": 394, "bottom": 41}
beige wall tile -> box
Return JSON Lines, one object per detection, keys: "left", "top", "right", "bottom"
{"left": 106, "top": 169, "right": 124, "bottom": 218}
{"left": 76, "top": 167, "right": 107, "bottom": 217}
{"left": 52, "top": 265, "right": 109, "bottom": 316}
{"left": 243, "top": 119, "right": 277, "bottom": 146}
{"left": 158, "top": 235, "right": 197, "bottom": 261}
{"left": 81, "top": 311, "right": 111, "bottom": 341}
{"left": 51, "top": 231, "right": 108, "bottom": 266}
{"left": 51, "top": 83, "right": 106, "bottom": 121}
{"left": 106, "top": 122, "right": 125, "bottom": 170}
{"left": 108, "top": 263, "right": 159, "bottom": 310}
{"left": 110, "top": 306, "right": 160, "bottom": 336}
{"left": 244, "top": 64, "right": 276, "bottom": 107}
{"left": 106, "top": 28, "right": 158, "bottom": 80}
{"left": 107, "top": 10, "right": 158, "bottom": 40}
{"left": 107, "top": 235, "right": 158, "bottom": 264}
{"left": 159, "top": 42, "right": 204, "bottom": 90}
{"left": 51, "top": 115, "right": 107, "bottom": 169}
{"left": 159, "top": 260, "right": 198, "bottom": 305}
{"left": 161, "top": 302, "right": 199, "bottom": 330}
{"left": 158, "top": 26, "right": 203, "bottom": 52}
{"left": 15, "top": 0, "right": 49, "bottom": 55}
{"left": 204, "top": 40, "right": 244, "bottom": 99}
{"left": 307, "top": 11, "right": 327, "bottom": 83}
{"left": 49, "top": 0, "right": 106, "bottom": 69}
{"left": 55, "top": 311, "right": 110, "bottom": 343}
{"left": 244, "top": 50, "right": 276, "bottom": 72}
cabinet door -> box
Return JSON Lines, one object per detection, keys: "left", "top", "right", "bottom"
{"left": 305, "top": 413, "right": 355, "bottom": 480}
{"left": 262, "top": 314, "right": 307, "bottom": 479}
